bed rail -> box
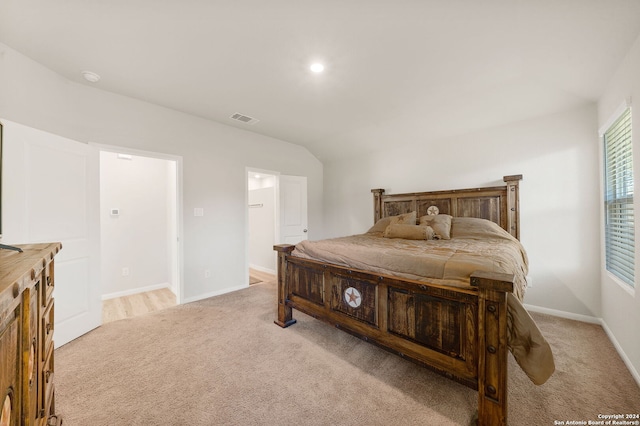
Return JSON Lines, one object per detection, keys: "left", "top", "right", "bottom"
{"left": 274, "top": 244, "right": 514, "bottom": 425}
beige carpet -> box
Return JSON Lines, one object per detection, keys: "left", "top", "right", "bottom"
{"left": 55, "top": 279, "right": 640, "bottom": 426}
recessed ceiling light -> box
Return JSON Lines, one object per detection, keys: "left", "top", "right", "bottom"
{"left": 81, "top": 70, "right": 101, "bottom": 83}
{"left": 310, "top": 63, "right": 325, "bottom": 73}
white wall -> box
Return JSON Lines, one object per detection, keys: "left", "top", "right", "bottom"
{"left": 597, "top": 31, "right": 640, "bottom": 383}
{"left": 324, "top": 104, "right": 602, "bottom": 319}
{"left": 100, "top": 152, "right": 173, "bottom": 298}
{"left": 0, "top": 42, "right": 323, "bottom": 302}
{"left": 248, "top": 174, "right": 276, "bottom": 190}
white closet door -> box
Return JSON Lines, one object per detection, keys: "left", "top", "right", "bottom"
{"left": 279, "top": 175, "right": 308, "bottom": 245}
{"left": 2, "top": 120, "right": 101, "bottom": 347}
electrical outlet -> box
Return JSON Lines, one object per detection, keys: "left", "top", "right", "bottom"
{"left": 122, "top": 267, "right": 130, "bottom": 277}
{"left": 204, "top": 270, "right": 211, "bottom": 278}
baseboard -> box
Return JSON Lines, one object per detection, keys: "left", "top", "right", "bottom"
{"left": 102, "top": 282, "right": 172, "bottom": 300}
{"left": 600, "top": 321, "right": 640, "bottom": 388}
{"left": 181, "top": 283, "right": 248, "bottom": 304}
{"left": 524, "top": 304, "right": 601, "bottom": 324}
{"left": 525, "top": 303, "right": 640, "bottom": 388}
{"left": 249, "top": 264, "right": 276, "bottom": 275}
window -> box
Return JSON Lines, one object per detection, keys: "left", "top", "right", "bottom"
{"left": 603, "top": 107, "right": 634, "bottom": 287}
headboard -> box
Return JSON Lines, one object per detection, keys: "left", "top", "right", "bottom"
{"left": 371, "top": 175, "right": 522, "bottom": 240}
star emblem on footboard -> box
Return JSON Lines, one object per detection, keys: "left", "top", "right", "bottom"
{"left": 344, "top": 287, "right": 362, "bottom": 308}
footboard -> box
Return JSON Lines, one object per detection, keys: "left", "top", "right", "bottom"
{"left": 274, "top": 244, "right": 514, "bottom": 426}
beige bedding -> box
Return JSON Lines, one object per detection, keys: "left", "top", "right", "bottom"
{"left": 292, "top": 217, "right": 555, "bottom": 385}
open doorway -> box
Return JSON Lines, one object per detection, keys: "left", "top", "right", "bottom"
{"left": 246, "top": 170, "right": 308, "bottom": 286}
{"left": 248, "top": 170, "right": 277, "bottom": 285}
{"left": 98, "top": 147, "right": 182, "bottom": 323}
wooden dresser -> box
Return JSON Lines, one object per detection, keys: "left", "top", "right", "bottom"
{"left": 0, "top": 243, "right": 62, "bottom": 426}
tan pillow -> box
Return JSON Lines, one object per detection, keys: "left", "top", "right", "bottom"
{"left": 418, "top": 214, "right": 452, "bottom": 240}
{"left": 450, "top": 217, "right": 514, "bottom": 241}
{"left": 390, "top": 211, "right": 417, "bottom": 226}
{"left": 367, "top": 211, "right": 417, "bottom": 233}
{"left": 383, "top": 224, "right": 435, "bottom": 240}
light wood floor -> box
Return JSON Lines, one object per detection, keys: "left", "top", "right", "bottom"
{"left": 103, "top": 271, "right": 275, "bottom": 323}
{"left": 249, "top": 268, "right": 276, "bottom": 284}
{"left": 102, "top": 288, "right": 177, "bottom": 324}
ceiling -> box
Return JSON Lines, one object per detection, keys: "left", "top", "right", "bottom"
{"left": 2, "top": 0, "right": 640, "bottom": 161}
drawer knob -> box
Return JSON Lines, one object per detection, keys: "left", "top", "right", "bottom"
{"left": 45, "top": 370, "right": 51, "bottom": 383}
{"left": 486, "top": 385, "right": 496, "bottom": 395}
{"left": 487, "top": 304, "right": 496, "bottom": 313}
{"left": 487, "top": 345, "right": 496, "bottom": 354}
{"left": 12, "top": 283, "right": 20, "bottom": 298}
{"left": 46, "top": 323, "right": 52, "bottom": 334}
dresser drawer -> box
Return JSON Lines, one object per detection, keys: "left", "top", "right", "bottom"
{"left": 40, "top": 345, "right": 54, "bottom": 418}
{"left": 26, "top": 287, "right": 40, "bottom": 425}
{"left": 41, "top": 300, "right": 54, "bottom": 361}
{"left": 42, "top": 384, "right": 55, "bottom": 425}
{"left": 43, "top": 264, "right": 55, "bottom": 307}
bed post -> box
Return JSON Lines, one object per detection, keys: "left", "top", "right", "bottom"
{"left": 503, "top": 175, "right": 522, "bottom": 240}
{"left": 470, "top": 271, "right": 514, "bottom": 426}
{"left": 274, "top": 244, "right": 297, "bottom": 328}
{"left": 371, "top": 188, "right": 385, "bottom": 224}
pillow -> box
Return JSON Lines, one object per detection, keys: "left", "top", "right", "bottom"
{"left": 418, "top": 214, "right": 452, "bottom": 240}
{"left": 366, "top": 211, "right": 417, "bottom": 233}
{"left": 450, "top": 217, "right": 515, "bottom": 241}
{"left": 383, "top": 224, "right": 435, "bottom": 240}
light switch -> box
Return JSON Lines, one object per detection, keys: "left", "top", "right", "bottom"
{"left": 194, "top": 208, "right": 204, "bottom": 217}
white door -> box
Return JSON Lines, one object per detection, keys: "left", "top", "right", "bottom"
{"left": 1, "top": 120, "right": 101, "bottom": 347}
{"left": 279, "top": 175, "right": 308, "bottom": 244}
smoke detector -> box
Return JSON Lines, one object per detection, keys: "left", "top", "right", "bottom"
{"left": 230, "top": 112, "right": 259, "bottom": 125}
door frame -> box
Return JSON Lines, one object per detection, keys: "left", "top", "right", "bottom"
{"left": 92, "top": 143, "right": 184, "bottom": 305}
{"left": 245, "top": 167, "right": 280, "bottom": 283}
{"left": 245, "top": 169, "right": 309, "bottom": 283}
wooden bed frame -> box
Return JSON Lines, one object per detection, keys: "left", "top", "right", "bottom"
{"left": 274, "top": 175, "right": 523, "bottom": 425}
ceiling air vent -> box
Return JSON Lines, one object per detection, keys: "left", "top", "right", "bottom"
{"left": 230, "top": 112, "right": 260, "bottom": 125}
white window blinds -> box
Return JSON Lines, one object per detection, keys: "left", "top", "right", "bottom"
{"left": 604, "top": 107, "right": 634, "bottom": 287}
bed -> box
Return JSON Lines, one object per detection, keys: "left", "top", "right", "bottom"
{"left": 273, "top": 175, "right": 554, "bottom": 425}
